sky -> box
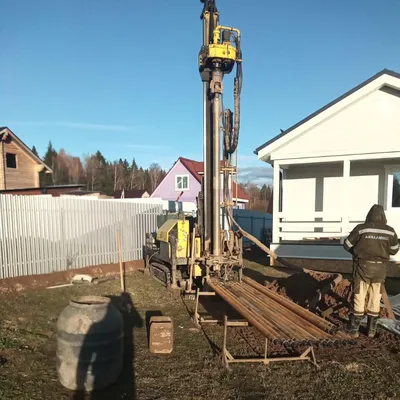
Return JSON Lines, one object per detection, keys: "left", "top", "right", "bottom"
{"left": 1, "top": 0, "right": 400, "bottom": 186}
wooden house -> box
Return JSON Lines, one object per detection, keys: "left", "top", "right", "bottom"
{"left": 0, "top": 127, "right": 52, "bottom": 190}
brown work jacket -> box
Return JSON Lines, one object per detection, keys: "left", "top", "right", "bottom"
{"left": 343, "top": 204, "right": 399, "bottom": 282}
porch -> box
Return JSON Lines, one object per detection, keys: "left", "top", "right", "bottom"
{"left": 271, "top": 154, "right": 400, "bottom": 262}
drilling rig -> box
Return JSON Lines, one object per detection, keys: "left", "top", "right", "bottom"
{"left": 145, "top": 0, "right": 244, "bottom": 292}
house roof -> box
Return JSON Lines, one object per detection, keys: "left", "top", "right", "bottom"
{"left": 0, "top": 184, "right": 86, "bottom": 194}
{"left": 179, "top": 157, "right": 249, "bottom": 200}
{"left": 254, "top": 68, "right": 400, "bottom": 156}
{"left": 113, "top": 189, "right": 148, "bottom": 199}
{"left": 0, "top": 126, "right": 52, "bottom": 173}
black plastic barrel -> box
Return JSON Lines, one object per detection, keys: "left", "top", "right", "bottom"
{"left": 56, "top": 296, "right": 123, "bottom": 391}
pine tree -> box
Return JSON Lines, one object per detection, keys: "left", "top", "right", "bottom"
{"left": 31, "top": 145, "right": 39, "bottom": 157}
{"left": 260, "top": 184, "right": 268, "bottom": 201}
{"left": 41, "top": 141, "right": 58, "bottom": 186}
{"left": 128, "top": 158, "right": 139, "bottom": 189}
{"left": 131, "top": 158, "right": 138, "bottom": 171}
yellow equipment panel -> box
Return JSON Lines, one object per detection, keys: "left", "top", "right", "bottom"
{"left": 207, "top": 43, "right": 237, "bottom": 61}
{"left": 157, "top": 219, "right": 191, "bottom": 259}
{"left": 193, "top": 264, "right": 202, "bottom": 277}
{"left": 156, "top": 219, "right": 178, "bottom": 243}
{"left": 176, "top": 220, "right": 190, "bottom": 258}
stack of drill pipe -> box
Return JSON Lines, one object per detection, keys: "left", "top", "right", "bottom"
{"left": 208, "top": 277, "right": 354, "bottom": 347}
{"left": 242, "top": 277, "right": 337, "bottom": 333}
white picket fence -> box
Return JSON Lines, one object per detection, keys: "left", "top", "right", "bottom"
{"left": 0, "top": 195, "right": 163, "bottom": 279}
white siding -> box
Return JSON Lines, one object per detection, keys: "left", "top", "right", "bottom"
{"left": 283, "top": 163, "right": 343, "bottom": 215}
{"left": 274, "top": 87, "right": 400, "bottom": 160}
{"left": 278, "top": 158, "right": 400, "bottom": 255}
{"left": 348, "top": 160, "right": 381, "bottom": 220}
{"left": 281, "top": 160, "right": 400, "bottom": 220}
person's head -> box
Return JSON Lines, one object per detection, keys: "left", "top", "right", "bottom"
{"left": 365, "top": 204, "right": 387, "bottom": 224}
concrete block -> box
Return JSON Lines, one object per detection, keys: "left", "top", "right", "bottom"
{"left": 149, "top": 316, "right": 173, "bottom": 354}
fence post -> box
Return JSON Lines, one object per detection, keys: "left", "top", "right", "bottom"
{"left": 117, "top": 230, "right": 124, "bottom": 292}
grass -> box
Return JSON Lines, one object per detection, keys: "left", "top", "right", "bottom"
{"left": 0, "top": 260, "right": 400, "bottom": 399}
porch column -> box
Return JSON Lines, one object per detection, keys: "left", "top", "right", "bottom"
{"left": 272, "top": 161, "right": 280, "bottom": 244}
{"left": 342, "top": 159, "right": 351, "bottom": 242}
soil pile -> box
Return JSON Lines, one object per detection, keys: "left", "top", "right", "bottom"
{"left": 266, "top": 270, "right": 389, "bottom": 319}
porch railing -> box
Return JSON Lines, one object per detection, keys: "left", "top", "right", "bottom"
{"left": 275, "top": 212, "right": 364, "bottom": 242}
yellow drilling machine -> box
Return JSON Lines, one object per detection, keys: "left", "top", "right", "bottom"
{"left": 145, "top": 0, "right": 244, "bottom": 293}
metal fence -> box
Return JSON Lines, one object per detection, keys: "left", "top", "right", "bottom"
{"left": 0, "top": 195, "right": 163, "bottom": 279}
{"left": 232, "top": 209, "right": 273, "bottom": 248}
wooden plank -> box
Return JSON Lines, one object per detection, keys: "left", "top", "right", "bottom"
{"left": 226, "top": 321, "right": 249, "bottom": 327}
{"left": 381, "top": 285, "right": 396, "bottom": 321}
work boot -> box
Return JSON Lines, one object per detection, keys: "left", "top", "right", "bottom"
{"left": 367, "top": 315, "right": 379, "bottom": 338}
{"left": 348, "top": 314, "right": 363, "bottom": 338}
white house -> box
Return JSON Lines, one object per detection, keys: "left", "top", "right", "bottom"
{"left": 255, "top": 69, "right": 400, "bottom": 265}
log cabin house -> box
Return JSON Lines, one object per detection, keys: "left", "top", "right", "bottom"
{"left": 0, "top": 126, "right": 52, "bottom": 190}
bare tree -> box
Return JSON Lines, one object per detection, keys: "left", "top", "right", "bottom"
{"left": 239, "top": 182, "right": 272, "bottom": 212}
{"left": 84, "top": 155, "right": 102, "bottom": 191}
{"left": 113, "top": 161, "right": 125, "bottom": 191}
{"left": 56, "top": 149, "right": 86, "bottom": 185}
{"left": 128, "top": 168, "right": 138, "bottom": 189}
{"left": 148, "top": 162, "right": 163, "bottom": 193}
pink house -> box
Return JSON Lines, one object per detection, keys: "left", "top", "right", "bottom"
{"left": 151, "top": 157, "right": 249, "bottom": 209}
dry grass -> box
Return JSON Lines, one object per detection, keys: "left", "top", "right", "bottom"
{"left": 0, "top": 263, "right": 400, "bottom": 399}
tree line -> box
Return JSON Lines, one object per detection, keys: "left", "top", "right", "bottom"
{"left": 238, "top": 182, "right": 272, "bottom": 212}
{"left": 34, "top": 142, "right": 167, "bottom": 196}
{"left": 33, "top": 142, "right": 273, "bottom": 212}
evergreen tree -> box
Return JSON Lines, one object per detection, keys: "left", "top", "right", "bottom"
{"left": 41, "top": 141, "right": 58, "bottom": 186}
{"left": 128, "top": 158, "right": 139, "bottom": 189}
{"left": 131, "top": 158, "right": 138, "bottom": 171}
{"left": 95, "top": 150, "right": 107, "bottom": 166}
{"left": 122, "top": 158, "right": 130, "bottom": 186}
{"left": 31, "top": 145, "right": 39, "bottom": 157}
{"left": 144, "top": 169, "right": 151, "bottom": 193}
{"left": 260, "top": 184, "right": 268, "bottom": 201}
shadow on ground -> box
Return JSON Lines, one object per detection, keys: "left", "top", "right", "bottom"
{"left": 242, "top": 247, "right": 299, "bottom": 283}
{"left": 72, "top": 293, "right": 143, "bottom": 400}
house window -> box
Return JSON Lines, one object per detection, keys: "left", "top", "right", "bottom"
{"left": 6, "top": 153, "right": 17, "bottom": 169}
{"left": 391, "top": 172, "right": 400, "bottom": 207}
{"left": 385, "top": 166, "right": 400, "bottom": 209}
{"left": 176, "top": 175, "right": 189, "bottom": 190}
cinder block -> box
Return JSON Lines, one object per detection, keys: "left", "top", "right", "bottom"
{"left": 149, "top": 316, "right": 173, "bottom": 354}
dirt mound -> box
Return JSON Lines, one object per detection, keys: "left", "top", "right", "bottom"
{"left": 266, "top": 270, "right": 389, "bottom": 319}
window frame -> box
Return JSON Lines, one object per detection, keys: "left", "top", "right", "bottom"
{"left": 384, "top": 165, "right": 400, "bottom": 210}
{"left": 175, "top": 174, "right": 189, "bottom": 191}
{"left": 5, "top": 153, "right": 17, "bottom": 169}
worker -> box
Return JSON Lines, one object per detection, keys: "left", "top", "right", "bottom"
{"left": 343, "top": 204, "right": 399, "bottom": 338}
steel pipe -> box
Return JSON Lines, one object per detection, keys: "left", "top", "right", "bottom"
{"left": 230, "top": 284, "right": 322, "bottom": 341}
{"left": 242, "top": 277, "right": 337, "bottom": 333}
{"left": 229, "top": 285, "right": 300, "bottom": 340}
{"left": 236, "top": 283, "right": 330, "bottom": 340}
{"left": 211, "top": 69, "right": 222, "bottom": 259}
{"left": 234, "top": 282, "right": 330, "bottom": 339}
{"left": 208, "top": 280, "right": 285, "bottom": 340}
{"left": 209, "top": 277, "right": 352, "bottom": 347}
{"left": 225, "top": 289, "right": 291, "bottom": 340}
